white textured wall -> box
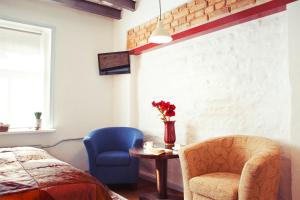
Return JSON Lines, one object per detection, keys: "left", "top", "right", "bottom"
{"left": 0, "top": 0, "right": 114, "bottom": 170}
{"left": 288, "top": 1, "right": 300, "bottom": 200}
{"left": 138, "top": 13, "right": 289, "bottom": 144}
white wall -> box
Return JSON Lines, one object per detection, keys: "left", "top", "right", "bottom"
{"left": 288, "top": 1, "right": 300, "bottom": 200}
{"left": 137, "top": 13, "right": 289, "bottom": 144}
{"left": 113, "top": 1, "right": 297, "bottom": 199}
{"left": 0, "top": 0, "right": 115, "bottom": 170}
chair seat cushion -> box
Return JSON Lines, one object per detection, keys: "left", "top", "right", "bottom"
{"left": 96, "top": 151, "right": 130, "bottom": 166}
{"left": 189, "top": 172, "right": 240, "bottom": 200}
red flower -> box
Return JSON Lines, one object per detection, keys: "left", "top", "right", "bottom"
{"left": 152, "top": 101, "right": 158, "bottom": 107}
{"left": 165, "top": 110, "right": 175, "bottom": 117}
{"left": 158, "top": 101, "right": 165, "bottom": 107}
{"left": 169, "top": 104, "right": 176, "bottom": 111}
{"left": 152, "top": 100, "right": 176, "bottom": 122}
{"left": 160, "top": 102, "right": 170, "bottom": 111}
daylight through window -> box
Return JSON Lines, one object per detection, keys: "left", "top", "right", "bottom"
{"left": 0, "top": 19, "right": 52, "bottom": 129}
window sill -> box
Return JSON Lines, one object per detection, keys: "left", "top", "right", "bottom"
{"left": 0, "top": 128, "right": 56, "bottom": 135}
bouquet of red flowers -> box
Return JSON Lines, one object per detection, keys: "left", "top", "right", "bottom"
{"left": 152, "top": 100, "right": 176, "bottom": 122}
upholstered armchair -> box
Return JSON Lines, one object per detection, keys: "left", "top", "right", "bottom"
{"left": 179, "top": 135, "right": 280, "bottom": 200}
{"left": 83, "top": 127, "right": 144, "bottom": 185}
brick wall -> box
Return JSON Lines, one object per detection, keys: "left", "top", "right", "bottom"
{"left": 127, "top": 0, "right": 270, "bottom": 50}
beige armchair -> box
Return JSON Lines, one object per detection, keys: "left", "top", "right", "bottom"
{"left": 179, "top": 135, "right": 280, "bottom": 200}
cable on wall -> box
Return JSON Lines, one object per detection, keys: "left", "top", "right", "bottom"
{"left": 41, "top": 138, "right": 83, "bottom": 149}
{"left": 1, "top": 137, "right": 83, "bottom": 149}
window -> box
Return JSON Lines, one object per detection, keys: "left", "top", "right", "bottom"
{"left": 0, "top": 19, "right": 52, "bottom": 129}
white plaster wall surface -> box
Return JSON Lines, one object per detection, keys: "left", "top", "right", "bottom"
{"left": 0, "top": 0, "right": 114, "bottom": 170}
{"left": 288, "top": 1, "right": 300, "bottom": 200}
{"left": 138, "top": 13, "right": 289, "bottom": 144}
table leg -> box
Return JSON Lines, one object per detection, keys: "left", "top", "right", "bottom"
{"left": 155, "top": 159, "right": 168, "bottom": 199}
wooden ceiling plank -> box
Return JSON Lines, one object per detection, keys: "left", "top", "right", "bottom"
{"left": 103, "top": 0, "right": 135, "bottom": 11}
{"left": 51, "top": 0, "right": 121, "bottom": 19}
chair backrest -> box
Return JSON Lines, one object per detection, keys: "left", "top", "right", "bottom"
{"left": 86, "top": 127, "right": 143, "bottom": 153}
{"left": 201, "top": 135, "right": 279, "bottom": 174}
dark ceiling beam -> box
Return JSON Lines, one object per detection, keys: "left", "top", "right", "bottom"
{"left": 51, "top": 0, "right": 121, "bottom": 19}
{"left": 103, "top": 0, "right": 136, "bottom": 11}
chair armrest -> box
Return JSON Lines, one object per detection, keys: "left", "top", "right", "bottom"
{"left": 179, "top": 142, "right": 218, "bottom": 200}
{"left": 128, "top": 129, "right": 144, "bottom": 149}
{"left": 132, "top": 136, "right": 144, "bottom": 148}
{"left": 239, "top": 151, "right": 280, "bottom": 200}
{"left": 83, "top": 136, "right": 98, "bottom": 174}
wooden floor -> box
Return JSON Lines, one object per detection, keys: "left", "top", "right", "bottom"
{"left": 109, "top": 179, "right": 183, "bottom": 200}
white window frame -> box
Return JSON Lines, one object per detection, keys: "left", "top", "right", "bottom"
{"left": 0, "top": 18, "right": 54, "bottom": 130}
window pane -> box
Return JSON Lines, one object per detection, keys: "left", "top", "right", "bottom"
{"left": 9, "top": 73, "right": 44, "bottom": 127}
{"left": 0, "top": 28, "right": 42, "bottom": 72}
{"left": 0, "top": 20, "right": 51, "bottom": 128}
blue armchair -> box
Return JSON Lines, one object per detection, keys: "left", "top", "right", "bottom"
{"left": 83, "top": 127, "right": 144, "bottom": 185}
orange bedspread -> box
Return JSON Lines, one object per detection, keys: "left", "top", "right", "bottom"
{"left": 0, "top": 147, "right": 112, "bottom": 200}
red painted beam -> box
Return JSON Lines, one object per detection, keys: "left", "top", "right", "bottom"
{"left": 129, "top": 0, "right": 295, "bottom": 55}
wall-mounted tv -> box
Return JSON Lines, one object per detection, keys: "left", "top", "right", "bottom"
{"left": 98, "top": 51, "right": 130, "bottom": 75}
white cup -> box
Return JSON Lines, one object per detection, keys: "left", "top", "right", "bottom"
{"left": 143, "top": 141, "right": 153, "bottom": 149}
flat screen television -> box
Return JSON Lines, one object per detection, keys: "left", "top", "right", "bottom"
{"left": 98, "top": 51, "right": 130, "bottom": 75}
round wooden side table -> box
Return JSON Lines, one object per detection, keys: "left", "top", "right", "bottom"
{"left": 129, "top": 148, "right": 181, "bottom": 200}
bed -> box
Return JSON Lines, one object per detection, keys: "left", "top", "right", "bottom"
{"left": 0, "top": 147, "right": 113, "bottom": 200}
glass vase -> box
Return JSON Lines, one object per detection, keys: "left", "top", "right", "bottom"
{"left": 164, "top": 121, "right": 176, "bottom": 149}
